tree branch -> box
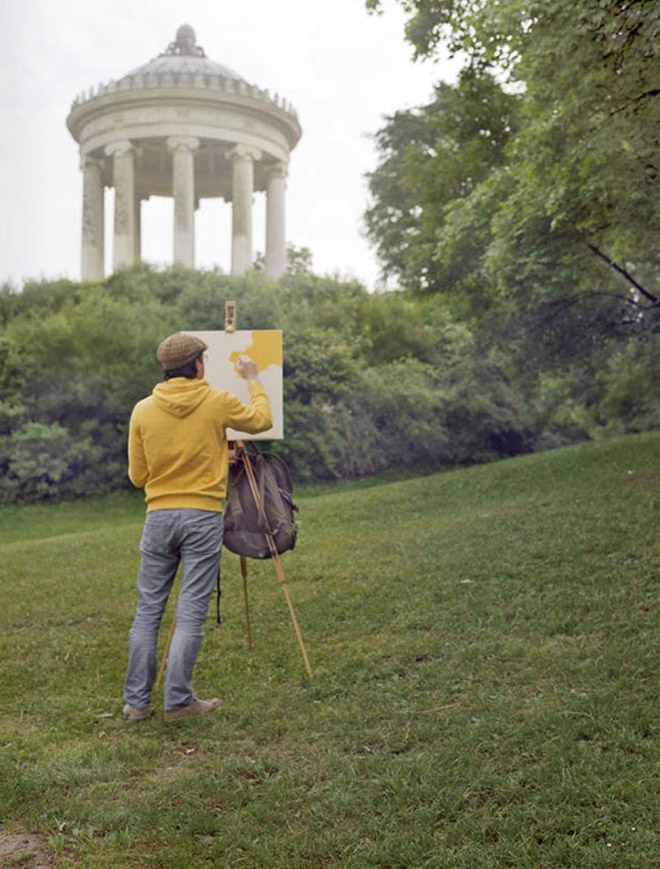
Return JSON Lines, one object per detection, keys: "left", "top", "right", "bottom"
{"left": 609, "top": 88, "right": 660, "bottom": 118}
{"left": 536, "top": 290, "right": 651, "bottom": 323}
{"left": 587, "top": 244, "right": 660, "bottom": 305}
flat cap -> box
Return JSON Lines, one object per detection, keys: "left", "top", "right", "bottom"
{"left": 157, "top": 332, "right": 208, "bottom": 370}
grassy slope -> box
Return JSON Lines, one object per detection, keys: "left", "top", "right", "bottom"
{"left": 0, "top": 433, "right": 658, "bottom": 868}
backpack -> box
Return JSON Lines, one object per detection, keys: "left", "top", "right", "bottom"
{"left": 223, "top": 451, "right": 298, "bottom": 560}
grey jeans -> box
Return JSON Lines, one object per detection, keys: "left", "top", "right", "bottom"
{"left": 124, "top": 509, "right": 223, "bottom": 710}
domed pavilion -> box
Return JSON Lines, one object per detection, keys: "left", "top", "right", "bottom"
{"left": 67, "top": 24, "right": 301, "bottom": 280}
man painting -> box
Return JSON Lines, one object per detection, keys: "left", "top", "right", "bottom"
{"left": 123, "top": 332, "right": 272, "bottom": 721}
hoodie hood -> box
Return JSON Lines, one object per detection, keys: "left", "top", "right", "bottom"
{"left": 152, "top": 378, "right": 212, "bottom": 418}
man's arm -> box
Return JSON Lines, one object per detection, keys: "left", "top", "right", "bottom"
{"left": 224, "top": 357, "right": 273, "bottom": 434}
{"left": 127, "top": 408, "right": 149, "bottom": 488}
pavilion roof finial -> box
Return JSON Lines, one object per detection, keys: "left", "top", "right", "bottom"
{"left": 162, "top": 24, "right": 206, "bottom": 58}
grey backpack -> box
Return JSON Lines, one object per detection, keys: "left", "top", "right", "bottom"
{"left": 223, "top": 451, "right": 298, "bottom": 559}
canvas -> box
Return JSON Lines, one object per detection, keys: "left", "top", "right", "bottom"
{"left": 187, "top": 330, "right": 283, "bottom": 440}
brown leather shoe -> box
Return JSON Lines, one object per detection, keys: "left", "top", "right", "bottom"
{"left": 123, "top": 703, "right": 152, "bottom": 721}
{"left": 164, "top": 697, "right": 222, "bottom": 722}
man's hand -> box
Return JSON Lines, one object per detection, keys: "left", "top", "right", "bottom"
{"left": 236, "top": 355, "right": 260, "bottom": 382}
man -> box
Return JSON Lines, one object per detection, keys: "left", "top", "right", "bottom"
{"left": 123, "top": 332, "right": 272, "bottom": 722}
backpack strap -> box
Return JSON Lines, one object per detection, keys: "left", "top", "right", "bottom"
{"left": 255, "top": 454, "right": 273, "bottom": 534}
{"left": 227, "top": 464, "right": 248, "bottom": 529}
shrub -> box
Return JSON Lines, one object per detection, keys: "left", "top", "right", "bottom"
{"left": 0, "top": 423, "right": 109, "bottom": 503}
{"left": 2, "top": 266, "right": 655, "bottom": 503}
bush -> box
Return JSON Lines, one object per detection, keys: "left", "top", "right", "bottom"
{"left": 0, "top": 423, "right": 109, "bottom": 503}
{"left": 2, "top": 266, "right": 656, "bottom": 503}
{"left": 0, "top": 336, "right": 26, "bottom": 436}
{"left": 598, "top": 338, "right": 660, "bottom": 433}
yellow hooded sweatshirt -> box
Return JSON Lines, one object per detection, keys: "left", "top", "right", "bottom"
{"left": 128, "top": 377, "right": 272, "bottom": 512}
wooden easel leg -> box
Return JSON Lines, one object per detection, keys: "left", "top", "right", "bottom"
{"left": 270, "top": 549, "right": 313, "bottom": 679}
{"left": 240, "top": 556, "right": 254, "bottom": 650}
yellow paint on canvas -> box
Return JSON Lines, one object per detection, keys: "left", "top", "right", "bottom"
{"left": 229, "top": 331, "right": 281, "bottom": 374}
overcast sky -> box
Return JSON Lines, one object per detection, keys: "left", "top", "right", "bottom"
{"left": 1, "top": 0, "right": 459, "bottom": 290}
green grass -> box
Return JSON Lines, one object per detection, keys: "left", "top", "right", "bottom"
{"left": 0, "top": 433, "right": 658, "bottom": 867}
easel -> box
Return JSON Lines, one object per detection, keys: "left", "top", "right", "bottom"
{"left": 230, "top": 441, "right": 312, "bottom": 678}
{"left": 155, "top": 302, "right": 312, "bottom": 691}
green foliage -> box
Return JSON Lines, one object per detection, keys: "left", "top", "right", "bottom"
{"left": 284, "top": 328, "right": 357, "bottom": 405}
{"left": 254, "top": 244, "right": 315, "bottom": 277}
{"left": 272, "top": 402, "right": 346, "bottom": 481}
{"left": 598, "top": 337, "right": 660, "bottom": 434}
{"left": 0, "top": 270, "right": 175, "bottom": 502}
{"left": 365, "top": 0, "right": 660, "bottom": 330}
{"left": 176, "top": 270, "right": 286, "bottom": 331}
{"left": 2, "top": 263, "right": 659, "bottom": 502}
{"left": 361, "top": 0, "right": 660, "bottom": 486}
{"left": 365, "top": 69, "right": 521, "bottom": 298}
{"left": 0, "top": 422, "right": 107, "bottom": 503}
{"left": 0, "top": 335, "right": 26, "bottom": 435}
{"left": 354, "top": 359, "right": 452, "bottom": 463}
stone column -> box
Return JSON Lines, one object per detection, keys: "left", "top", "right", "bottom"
{"left": 265, "top": 162, "right": 288, "bottom": 279}
{"left": 80, "top": 156, "right": 105, "bottom": 281}
{"left": 227, "top": 145, "right": 261, "bottom": 276}
{"left": 134, "top": 195, "right": 142, "bottom": 262}
{"left": 167, "top": 136, "right": 200, "bottom": 267}
{"left": 105, "top": 140, "right": 136, "bottom": 269}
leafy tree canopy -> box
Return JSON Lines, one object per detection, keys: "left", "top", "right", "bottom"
{"left": 365, "top": 68, "right": 521, "bottom": 298}
{"left": 365, "top": 0, "right": 660, "bottom": 329}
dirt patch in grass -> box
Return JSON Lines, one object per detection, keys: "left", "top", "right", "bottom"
{"left": 0, "top": 832, "right": 54, "bottom": 867}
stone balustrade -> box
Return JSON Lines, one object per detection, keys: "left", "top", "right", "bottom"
{"left": 71, "top": 73, "right": 298, "bottom": 119}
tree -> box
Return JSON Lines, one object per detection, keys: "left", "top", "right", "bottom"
{"left": 365, "top": 68, "right": 521, "bottom": 297}
{"left": 253, "top": 244, "right": 314, "bottom": 277}
{"left": 366, "top": 0, "right": 660, "bottom": 330}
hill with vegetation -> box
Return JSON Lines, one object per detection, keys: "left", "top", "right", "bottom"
{"left": 1, "top": 432, "right": 657, "bottom": 866}
{"left": 2, "top": 264, "right": 659, "bottom": 504}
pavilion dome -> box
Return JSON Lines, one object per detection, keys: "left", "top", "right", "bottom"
{"left": 67, "top": 23, "right": 299, "bottom": 135}
{"left": 122, "top": 53, "right": 246, "bottom": 83}
{"left": 121, "top": 25, "right": 246, "bottom": 84}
